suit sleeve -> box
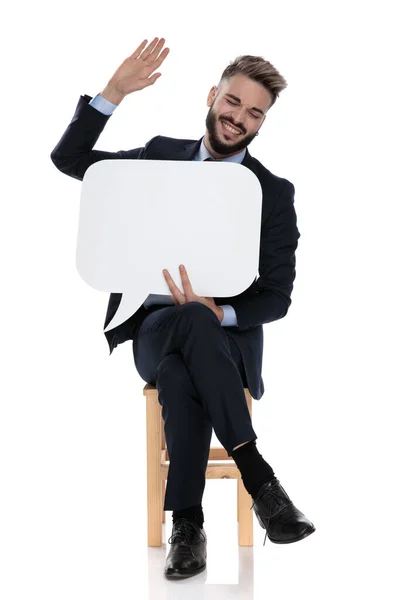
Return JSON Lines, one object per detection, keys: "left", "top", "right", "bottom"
{"left": 50, "top": 94, "right": 159, "bottom": 181}
{"left": 228, "top": 180, "right": 301, "bottom": 330}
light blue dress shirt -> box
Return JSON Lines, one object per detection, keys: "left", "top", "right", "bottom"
{"left": 89, "top": 93, "right": 244, "bottom": 327}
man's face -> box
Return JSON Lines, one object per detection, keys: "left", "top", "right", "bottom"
{"left": 205, "top": 73, "right": 272, "bottom": 156}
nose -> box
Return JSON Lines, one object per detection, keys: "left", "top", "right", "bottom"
{"left": 229, "top": 107, "right": 246, "bottom": 130}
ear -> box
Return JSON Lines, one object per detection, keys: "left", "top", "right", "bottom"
{"left": 207, "top": 86, "right": 217, "bottom": 107}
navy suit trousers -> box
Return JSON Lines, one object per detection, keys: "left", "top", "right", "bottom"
{"left": 132, "top": 301, "right": 258, "bottom": 511}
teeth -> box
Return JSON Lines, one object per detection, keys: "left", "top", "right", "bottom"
{"left": 222, "top": 121, "right": 241, "bottom": 135}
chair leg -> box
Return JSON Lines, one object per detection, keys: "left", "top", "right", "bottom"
{"left": 238, "top": 478, "right": 253, "bottom": 546}
{"left": 146, "top": 394, "right": 163, "bottom": 547}
{"left": 237, "top": 476, "right": 240, "bottom": 522}
{"left": 162, "top": 480, "right": 166, "bottom": 524}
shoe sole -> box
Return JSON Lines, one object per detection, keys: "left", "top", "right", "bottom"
{"left": 253, "top": 502, "right": 317, "bottom": 545}
{"left": 254, "top": 510, "right": 316, "bottom": 544}
{"left": 164, "top": 562, "right": 206, "bottom": 579}
{"left": 268, "top": 525, "right": 316, "bottom": 544}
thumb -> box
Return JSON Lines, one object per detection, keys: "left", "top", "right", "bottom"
{"left": 150, "top": 72, "right": 162, "bottom": 84}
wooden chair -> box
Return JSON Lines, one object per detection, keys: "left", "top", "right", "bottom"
{"left": 144, "top": 383, "right": 253, "bottom": 547}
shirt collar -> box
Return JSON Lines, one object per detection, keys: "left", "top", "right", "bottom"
{"left": 195, "top": 136, "right": 246, "bottom": 163}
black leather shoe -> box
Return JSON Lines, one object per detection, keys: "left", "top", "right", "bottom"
{"left": 251, "top": 477, "right": 316, "bottom": 545}
{"left": 164, "top": 518, "right": 207, "bottom": 579}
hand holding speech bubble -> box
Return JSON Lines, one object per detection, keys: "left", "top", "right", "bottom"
{"left": 76, "top": 160, "right": 263, "bottom": 332}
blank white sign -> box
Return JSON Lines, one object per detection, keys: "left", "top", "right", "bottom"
{"left": 76, "top": 159, "right": 263, "bottom": 332}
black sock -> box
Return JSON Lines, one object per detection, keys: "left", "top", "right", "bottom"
{"left": 172, "top": 504, "right": 204, "bottom": 528}
{"left": 231, "top": 440, "right": 276, "bottom": 498}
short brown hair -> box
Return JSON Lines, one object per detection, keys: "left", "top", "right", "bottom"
{"left": 219, "top": 55, "right": 288, "bottom": 110}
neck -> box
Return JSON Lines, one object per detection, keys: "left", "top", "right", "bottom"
{"left": 203, "top": 133, "right": 245, "bottom": 160}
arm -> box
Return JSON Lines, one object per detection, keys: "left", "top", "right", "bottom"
{"left": 50, "top": 38, "right": 169, "bottom": 181}
{"left": 50, "top": 93, "right": 158, "bottom": 181}
{"left": 227, "top": 180, "right": 301, "bottom": 330}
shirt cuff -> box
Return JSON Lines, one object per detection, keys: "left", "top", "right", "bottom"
{"left": 89, "top": 93, "right": 118, "bottom": 116}
{"left": 219, "top": 304, "right": 237, "bottom": 327}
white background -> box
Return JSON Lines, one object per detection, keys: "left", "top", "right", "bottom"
{"left": 1, "top": 0, "right": 399, "bottom": 598}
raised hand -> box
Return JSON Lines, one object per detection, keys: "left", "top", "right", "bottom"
{"left": 103, "top": 37, "right": 170, "bottom": 101}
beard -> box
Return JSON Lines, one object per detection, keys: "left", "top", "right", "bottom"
{"left": 205, "top": 106, "right": 259, "bottom": 155}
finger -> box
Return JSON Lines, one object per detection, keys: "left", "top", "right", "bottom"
{"left": 130, "top": 39, "right": 149, "bottom": 60}
{"left": 179, "top": 265, "right": 194, "bottom": 297}
{"left": 152, "top": 47, "right": 170, "bottom": 66}
{"left": 163, "top": 269, "right": 186, "bottom": 303}
{"left": 144, "top": 48, "right": 169, "bottom": 79}
{"left": 141, "top": 37, "right": 163, "bottom": 61}
{"left": 148, "top": 38, "right": 168, "bottom": 62}
{"left": 143, "top": 49, "right": 169, "bottom": 81}
{"left": 144, "top": 73, "right": 162, "bottom": 87}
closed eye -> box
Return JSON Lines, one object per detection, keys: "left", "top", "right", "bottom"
{"left": 226, "top": 98, "right": 260, "bottom": 119}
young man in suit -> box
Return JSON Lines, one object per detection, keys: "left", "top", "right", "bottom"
{"left": 51, "top": 36, "right": 315, "bottom": 580}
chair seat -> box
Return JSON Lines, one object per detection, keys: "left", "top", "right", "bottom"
{"left": 143, "top": 383, "right": 254, "bottom": 547}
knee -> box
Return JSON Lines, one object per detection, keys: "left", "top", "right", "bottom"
{"left": 156, "top": 353, "right": 187, "bottom": 389}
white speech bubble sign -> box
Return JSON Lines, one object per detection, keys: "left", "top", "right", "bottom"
{"left": 76, "top": 160, "right": 263, "bottom": 332}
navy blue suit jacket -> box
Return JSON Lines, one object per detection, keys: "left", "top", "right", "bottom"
{"left": 50, "top": 94, "right": 301, "bottom": 400}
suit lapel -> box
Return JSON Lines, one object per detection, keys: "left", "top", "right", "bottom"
{"left": 171, "top": 138, "right": 258, "bottom": 178}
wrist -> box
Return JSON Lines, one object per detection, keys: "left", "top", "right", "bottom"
{"left": 100, "top": 84, "right": 125, "bottom": 106}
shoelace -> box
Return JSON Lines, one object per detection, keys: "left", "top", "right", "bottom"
{"left": 167, "top": 518, "right": 206, "bottom": 558}
{"left": 250, "top": 479, "right": 292, "bottom": 546}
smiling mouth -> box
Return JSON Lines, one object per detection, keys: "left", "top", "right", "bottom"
{"left": 221, "top": 120, "right": 243, "bottom": 135}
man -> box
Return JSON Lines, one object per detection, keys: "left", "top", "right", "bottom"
{"left": 50, "top": 36, "right": 315, "bottom": 580}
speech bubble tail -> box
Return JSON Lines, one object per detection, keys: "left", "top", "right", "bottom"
{"left": 103, "top": 291, "right": 143, "bottom": 333}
